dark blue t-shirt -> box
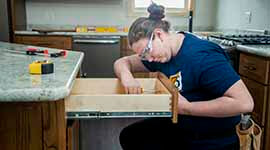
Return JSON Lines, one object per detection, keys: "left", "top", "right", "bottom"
{"left": 142, "top": 32, "right": 240, "bottom": 145}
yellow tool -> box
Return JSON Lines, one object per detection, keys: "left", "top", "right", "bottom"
{"left": 76, "top": 26, "right": 88, "bottom": 32}
{"left": 29, "top": 60, "right": 54, "bottom": 75}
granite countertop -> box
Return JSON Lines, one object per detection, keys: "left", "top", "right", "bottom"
{"left": 236, "top": 45, "right": 270, "bottom": 57}
{"left": 0, "top": 42, "right": 84, "bottom": 102}
{"left": 15, "top": 30, "right": 128, "bottom": 36}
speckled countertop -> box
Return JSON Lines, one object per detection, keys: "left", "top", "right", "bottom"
{"left": 15, "top": 30, "right": 128, "bottom": 36}
{"left": 0, "top": 42, "right": 84, "bottom": 102}
{"left": 236, "top": 45, "right": 270, "bottom": 57}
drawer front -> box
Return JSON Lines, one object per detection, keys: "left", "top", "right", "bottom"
{"left": 239, "top": 53, "right": 269, "bottom": 85}
{"left": 242, "top": 77, "right": 267, "bottom": 126}
{"left": 15, "top": 35, "right": 72, "bottom": 50}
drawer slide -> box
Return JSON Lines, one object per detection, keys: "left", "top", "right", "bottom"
{"left": 66, "top": 111, "right": 172, "bottom": 119}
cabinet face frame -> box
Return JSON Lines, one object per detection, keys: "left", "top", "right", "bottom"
{"left": 65, "top": 72, "right": 178, "bottom": 123}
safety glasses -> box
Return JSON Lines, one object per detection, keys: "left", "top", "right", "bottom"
{"left": 139, "top": 32, "right": 154, "bottom": 61}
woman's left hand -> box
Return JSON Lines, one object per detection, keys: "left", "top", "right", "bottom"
{"left": 177, "top": 93, "right": 192, "bottom": 115}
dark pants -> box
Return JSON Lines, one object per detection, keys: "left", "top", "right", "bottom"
{"left": 119, "top": 118, "right": 239, "bottom": 150}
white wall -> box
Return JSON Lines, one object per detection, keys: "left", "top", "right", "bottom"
{"left": 215, "top": 0, "right": 270, "bottom": 30}
{"left": 25, "top": 0, "right": 217, "bottom": 31}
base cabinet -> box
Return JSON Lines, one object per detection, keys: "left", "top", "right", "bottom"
{"left": 14, "top": 35, "right": 72, "bottom": 50}
{"left": 67, "top": 120, "right": 79, "bottom": 150}
{"left": 239, "top": 52, "right": 270, "bottom": 150}
{"left": 0, "top": 100, "right": 66, "bottom": 150}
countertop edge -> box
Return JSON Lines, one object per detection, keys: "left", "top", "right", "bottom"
{"left": 236, "top": 45, "right": 270, "bottom": 58}
{"left": 0, "top": 52, "right": 84, "bottom": 102}
{"left": 14, "top": 30, "right": 128, "bottom": 36}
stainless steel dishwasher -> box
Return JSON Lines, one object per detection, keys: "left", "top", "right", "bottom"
{"left": 72, "top": 35, "right": 120, "bottom": 78}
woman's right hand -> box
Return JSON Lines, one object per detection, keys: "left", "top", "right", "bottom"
{"left": 114, "top": 55, "right": 150, "bottom": 94}
{"left": 121, "top": 77, "right": 142, "bottom": 94}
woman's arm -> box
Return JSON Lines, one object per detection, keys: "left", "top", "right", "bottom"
{"left": 179, "top": 80, "right": 254, "bottom": 117}
{"left": 114, "top": 54, "right": 148, "bottom": 79}
{"left": 114, "top": 54, "right": 149, "bottom": 94}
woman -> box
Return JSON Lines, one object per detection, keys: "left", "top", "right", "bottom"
{"left": 114, "top": 2, "right": 254, "bottom": 150}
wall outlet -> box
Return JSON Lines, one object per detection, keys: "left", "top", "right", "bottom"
{"left": 244, "top": 11, "right": 252, "bottom": 24}
{"left": 45, "top": 12, "right": 50, "bottom": 20}
{"left": 50, "top": 12, "right": 55, "bottom": 21}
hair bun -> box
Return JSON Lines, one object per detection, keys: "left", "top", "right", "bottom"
{"left": 147, "top": 2, "right": 165, "bottom": 20}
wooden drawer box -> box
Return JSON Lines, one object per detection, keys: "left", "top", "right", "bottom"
{"left": 239, "top": 53, "right": 270, "bottom": 85}
{"left": 65, "top": 73, "right": 178, "bottom": 123}
{"left": 14, "top": 35, "right": 72, "bottom": 50}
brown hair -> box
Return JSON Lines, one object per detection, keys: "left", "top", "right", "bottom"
{"left": 128, "top": 2, "right": 171, "bottom": 46}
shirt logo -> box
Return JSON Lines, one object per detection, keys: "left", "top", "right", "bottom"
{"left": 169, "top": 72, "right": 183, "bottom": 92}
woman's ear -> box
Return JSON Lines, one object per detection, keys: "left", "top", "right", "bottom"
{"left": 153, "top": 28, "right": 165, "bottom": 42}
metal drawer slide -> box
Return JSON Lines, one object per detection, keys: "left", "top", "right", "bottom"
{"left": 66, "top": 111, "right": 172, "bottom": 119}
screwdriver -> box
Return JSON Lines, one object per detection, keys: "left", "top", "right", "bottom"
{"left": 3, "top": 48, "right": 47, "bottom": 56}
{"left": 50, "top": 50, "right": 66, "bottom": 57}
{"left": 26, "top": 47, "right": 49, "bottom": 55}
{"left": 27, "top": 47, "right": 67, "bottom": 57}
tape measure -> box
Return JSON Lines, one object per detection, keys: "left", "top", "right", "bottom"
{"left": 29, "top": 60, "right": 54, "bottom": 74}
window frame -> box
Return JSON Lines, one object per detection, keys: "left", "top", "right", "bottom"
{"left": 128, "top": 0, "right": 194, "bottom": 17}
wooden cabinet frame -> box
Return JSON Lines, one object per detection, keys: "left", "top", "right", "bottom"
{"left": 14, "top": 35, "right": 72, "bottom": 50}
{"left": 239, "top": 52, "right": 270, "bottom": 150}
{"left": 0, "top": 100, "right": 66, "bottom": 150}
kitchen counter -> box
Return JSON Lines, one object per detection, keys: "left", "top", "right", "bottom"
{"left": 0, "top": 41, "right": 83, "bottom": 150}
{"left": 15, "top": 30, "right": 128, "bottom": 36}
{"left": 236, "top": 45, "right": 270, "bottom": 58}
{"left": 0, "top": 41, "right": 84, "bottom": 102}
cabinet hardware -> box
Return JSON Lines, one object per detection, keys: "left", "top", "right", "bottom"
{"left": 73, "top": 39, "right": 119, "bottom": 44}
{"left": 66, "top": 111, "right": 172, "bottom": 119}
{"left": 243, "top": 65, "right": 256, "bottom": 71}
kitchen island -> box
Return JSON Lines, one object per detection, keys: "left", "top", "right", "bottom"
{"left": 0, "top": 42, "right": 83, "bottom": 150}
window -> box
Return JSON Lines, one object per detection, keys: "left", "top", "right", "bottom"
{"left": 128, "top": 0, "right": 194, "bottom": 16}
{"left": 135, "top": 0, "right": 185, "bottom": 9}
